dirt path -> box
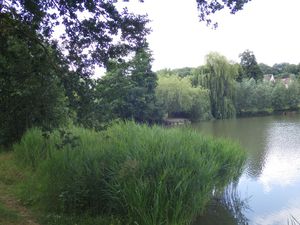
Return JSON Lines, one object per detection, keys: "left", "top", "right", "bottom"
{"left": 0, "top": 189, "right": 39, "bottom": 225}
{"left": 0, "top": 152, "right": 39, "bottom": 225}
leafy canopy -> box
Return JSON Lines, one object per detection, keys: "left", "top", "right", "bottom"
{"left": 1, "top": 0, "right": 251, "bottom": 75}
{"left": 195, "top": 52, "right": 238, "bottom": 119}
{"left": 196, "top": 0, "right": 251, "bottom": 27}
{"left": 239, "top": 49, "right": 263, "bottom": 80}
{"left": 0, "top": 15, "right": 68, "bottom": 146}
{"left": 1, "top": 0, "right": 150, "bottom": 75}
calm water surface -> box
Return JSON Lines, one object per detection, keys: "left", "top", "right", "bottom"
{"left": 192, "top": 114, "right": 300, "bottom": 225}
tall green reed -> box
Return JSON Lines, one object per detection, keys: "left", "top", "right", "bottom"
{"left": 14, "top": 121, "right": 245, "bottom": 225}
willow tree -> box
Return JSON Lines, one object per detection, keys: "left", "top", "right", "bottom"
{"left": 200, "top": 53, "right": 238, "bottom": 119}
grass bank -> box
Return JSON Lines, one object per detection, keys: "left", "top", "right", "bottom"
{"left": 12, "top": 121, "right": 245, "bottom": 225}
{"left": 0, "top": 151, "right": 40, "bottom": 225}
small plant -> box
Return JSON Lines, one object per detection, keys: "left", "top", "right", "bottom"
{"left": 55, "top": 129, "right": 80, "bottom": 150}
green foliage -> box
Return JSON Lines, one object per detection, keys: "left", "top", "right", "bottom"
{"left": 271, "top": 83, "right": 288, "bottom": 110}
{"left": 61, "top": 73, "right": 106, "bottom": 129}
{"left": 235, "top": 79, "right": 273, "bottom": 114}
{"left": 15, "top": 122, "right": 245, "bottom": 225}
{"left": 0, "top": 202, "right": 20, "bottom": 223}
{"left": 259, "top": 62, "right": 300, "bottom": 79}
{"left": 156, "top": 67, "right": 196, "bottom": 79}
{"left": 0, "top": 152, "right": 26, "bottom": 185}
{"left": 272, "top": 63, "right": 300, "bottom": 77}
{"left": 96, "top": 48, "right": 162, "bottom": 123}
{"left": 39, "top": 214, "right": 122, "bottom": 225}
{"left": 259, "top": 63, "right": 274, "bottom": 75}
{"left": 195, "top": 0, "right": 251, "bottom": 27}
{"left": 3, "top": 0, "right": 250, "bottom": 72}
{"left": 3, "top": 0, "right": 150, "bottom": 74}
{"left": 239, "top": 50, "right": 263, "bottom": 80}
{"left": 286, "top": 81, "right": 300, "bottom": 109}
{"left": 197, "top": 52, "right": 237, "bottom": 119}
{"left": 235, "top": 79, "right": 300, "bottom": 115}
{"left": 156, "top": 76, "right": 211, "bottom": 121}
{"left": 254, "top": 81, "right": 273, "bottom": 110}
{"left": 0, "top": 15, "right": 68, "bottom": 147}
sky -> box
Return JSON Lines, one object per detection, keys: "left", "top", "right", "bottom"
{"left": 118, "top": 0, "right": 300, "bottom": 71}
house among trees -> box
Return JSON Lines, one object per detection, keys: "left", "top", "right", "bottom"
{"left": 281, "top": 77, "right": 292, "bottom": 88}
{"left": 263, "top": 74, "right": 292, "bottom": 88}
{"left": 263, "top": 74, "right": 275, "bottom": 83}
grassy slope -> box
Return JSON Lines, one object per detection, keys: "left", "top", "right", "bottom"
{"left": 0, "top": 151, "right": 39, "bottom": 225}
{"left": 0, "top": 151, "right": 118, "bottom": 225}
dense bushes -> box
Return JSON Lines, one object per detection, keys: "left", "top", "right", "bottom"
{"left": 235, "top": 79, "right": 300, "bottom": 115}
{"left": 156, "top": 76, "right": 211, "bottom": 121}
{"left": 15, "top": 122, "right": 245, "bottom": 225}
{"left": 0, "top": 20, "right": 68, "bottom": 147}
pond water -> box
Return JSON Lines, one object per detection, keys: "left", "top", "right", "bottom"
{"left": 192, "top": 114, "right": 300, "bottom": 225}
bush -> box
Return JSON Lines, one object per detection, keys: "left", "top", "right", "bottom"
{"left": 15, "top": 122, "right": 245, "bottom": 225}
{"left": 235, "top": 79, "right": 300, "bottom": 115}
{"left": 156, "top": 76, "right": 211, "bottom": 121}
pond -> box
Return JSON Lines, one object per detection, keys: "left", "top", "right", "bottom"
{"left": 192, "top": 114, "right": 300, "bottom": 225}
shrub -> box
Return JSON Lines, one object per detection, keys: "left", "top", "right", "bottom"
{"left": 156, "top": 76, "right": 211, "bottom": 121}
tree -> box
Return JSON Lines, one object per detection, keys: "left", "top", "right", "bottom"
{"left": 96, "top": 48, "right": 162, "bottom": 123}
{"left": 0, "top": 15, "right": 68, "bottom": 146}
{"left": 199, "top": 53, "right": 237, "bottom": 119}
{"left": 259, "top": 63, "right": 274, "bottom": 75}
{"left": 271, "top": 83, "right": 287, "bottom": 110}
{"left": 286, "top": 81, "right": 300, "bottom": 109}
{"left": 272, "top": 63, "right": 299, "bottom": 77}
{"left": 239, "top": 50, "right": 263, "bottom": 80}
{"left": 1, "top": 0, "right": 150, "bottom": 75}
{"left": 254, "top": 81, "right": 273, "bottom": 111}
{"left": 1, "top": 0, "right": 251, "bottom": 74}
{"left": 235, "top": 79, "right": 273, "bottom": 115}
{"left": 61, "top": 72, "right": 106, "bottom": 129}
{"left": 156, "top": 76, "right": 211, "bottom": 121}
{"left": 235, "top": 78, "right": 256, "bottom": 114}
{"left": 0, "top": 0, "right": 252, "bottom": 147}
{"left": 195, "top": 0, "right": 251, "bottom": 28}
{"left": 234, "top": 63, "right": 245, "bottom": 82}
{"left": 126, "top": 48, "right": 161, "bottom": 122}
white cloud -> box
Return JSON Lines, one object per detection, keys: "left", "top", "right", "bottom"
{"left": 253, "top": 197, "right": 300, "bottom": 225}
{"left": 123, "top": 0, "right": 300, "bottom": 70}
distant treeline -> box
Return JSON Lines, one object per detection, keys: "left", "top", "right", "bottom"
{"left": 1, "top": 32, "right": 300, "bottom": 148}
{"left": 156, "top": 51, "right": 300, "bottom": 121}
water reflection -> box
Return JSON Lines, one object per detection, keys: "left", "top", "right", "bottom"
{"left": 192, "top": 115, "right": 300, "bottom": 225}
{"left": 259, "top": 121, "right": 300, "bottom": 192}
{"left": 192, "top": 116, "right": 271, "bottom": 178}
{"left": 193, "top": 183, "right": 250, "bottom": 225}
{"left": 253, "top": 196, "right": 300, "bottom": 225}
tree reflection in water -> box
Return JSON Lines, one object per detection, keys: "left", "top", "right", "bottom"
{"left": 193, "top": 182, "right": 250, "bottom": 225}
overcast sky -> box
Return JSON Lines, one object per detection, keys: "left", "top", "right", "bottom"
{"left": 119, "top": 0, "right": 300, "bottom": 71}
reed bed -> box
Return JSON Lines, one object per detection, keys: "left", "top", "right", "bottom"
{"left": 14, "top": 121, "right": 245, "bottom": 225}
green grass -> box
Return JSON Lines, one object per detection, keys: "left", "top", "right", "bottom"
{"left": 38, "top": 213, "right": 122, "bottom": 225}
{"left": 0, "top": 152, "right": 25, "bottom": 186}
{"left": 14, "top": 121, "right": 246, "bottom": 225}
{"left": 0, "top": 202, "right": 20, "bottom": 223}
